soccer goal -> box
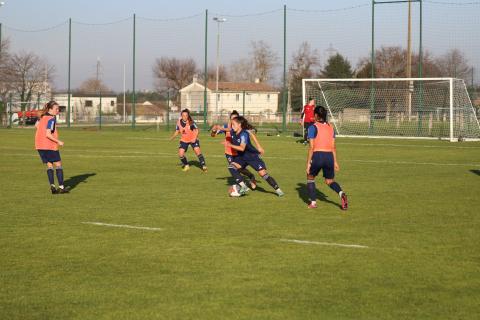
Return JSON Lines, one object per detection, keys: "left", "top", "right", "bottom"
{"left": 302, "top": 78, "right": 480, "bottom": 142}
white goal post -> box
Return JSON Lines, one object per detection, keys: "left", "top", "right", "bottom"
{"left": 302, "top": 78, "right": 480, "bottom": 142}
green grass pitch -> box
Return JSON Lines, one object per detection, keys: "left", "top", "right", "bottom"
{"left": 1, "top": 127, "right": 479, "bottom": 319}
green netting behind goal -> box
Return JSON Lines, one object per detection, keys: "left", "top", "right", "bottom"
{"left": 303, "top": 78, "right": 480, "bottom": 141}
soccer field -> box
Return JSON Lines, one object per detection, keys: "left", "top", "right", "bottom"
{"left": 1, "top": 127, "right": 479, "bottom": 319}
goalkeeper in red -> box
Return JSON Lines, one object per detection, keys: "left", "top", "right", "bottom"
{"left": 306, "top": 105, "right": 348, "bottom": 210}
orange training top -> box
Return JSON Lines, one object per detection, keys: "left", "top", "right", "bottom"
{"left": 35, "top": 115, "right": 58, "bottom": 151}
{"left": 311, "top": 122, "right": 335, "bottom": 152}
{"left": 176, "top": 119, "right": 198, "bottom": 143}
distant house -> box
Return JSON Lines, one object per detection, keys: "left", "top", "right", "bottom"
{"left": 179, "top": 77, "right": 280, "bottom": 115}
{"left": 122, "top": 101, "right": 168, "bottom": 123}
{"left": 53, "top": 92, "right": 118, "bottom": 123}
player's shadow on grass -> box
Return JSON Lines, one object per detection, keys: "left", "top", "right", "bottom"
{"left": 64, "top": 173, "right": 96, "bottom": 190}
{"left": 215, "top": 176, "right": 276, "bottom": 195}
{"left": 189, "top": 160, "right": 203, "bottom": 170}
{"left": 470, "top": 169, "right": 480, "bottom": 176}
{"left": 296, "top": 183, "right": 341, "bottom": 209}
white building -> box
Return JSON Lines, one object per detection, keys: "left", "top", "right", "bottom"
{"left": 53, "top": 92, "right": 118, "bottom": 123}
{"left": 179, "top": 78, "right": 280, "bottom": 115}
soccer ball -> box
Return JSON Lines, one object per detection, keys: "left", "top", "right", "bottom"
{"left": 229, "top": 184, "right": 242, "bottom": 197}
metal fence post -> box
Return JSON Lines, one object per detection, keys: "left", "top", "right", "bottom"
{"left": 132, "top": 13, "right": 136, "bottom": 129}
{"left": 67, "top": 18, "right": 72, "bottom": 128}
{"left": 166, "top": 90, "right": 170, "bottom": 131}
{"left": 282, "top": 5, "right": 287, "bottom": 133}
{"left": 242, "top": 90, "right": 246, "bottom": 116}
{"left": 203, "top": 9, "right": 209, "bottom": 130}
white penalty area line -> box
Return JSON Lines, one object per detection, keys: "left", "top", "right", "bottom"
{"left": 280, "top": 239, "right": 369, "bottom": 249}
{"left": 82, "top": 222, "right": 163, "bottom": 231}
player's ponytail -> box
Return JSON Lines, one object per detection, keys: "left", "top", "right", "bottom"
{"left": 39, "top": 100, "right": 58, "bottom": 118}
{"left": 314, "top": 105, "right": 328, "bottom": 123}
{"left": 233, "top": 116, "right": 257, "bottom": 133}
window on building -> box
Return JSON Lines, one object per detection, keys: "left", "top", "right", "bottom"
{"left": 267, "top": 94, "right": 270, "bottom": 102}
{"left": 236, "top": 94, "right": 240, "bottom": 102}
{"left": 85, "top": 100, "right": 93, "bottom": 107}
{"left": 110, "top": 100, "right": 115, "bottom": 107}
{"left": 217, "top": 93, "right": 221, "bottom": 101}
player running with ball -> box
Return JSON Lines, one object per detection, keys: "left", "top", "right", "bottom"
{"left": 210, "top": 110, "right": 258, "bottom": 189}
{"left": 224, "top": 116, "right": 284, "bottom": 197}
{"left": 170, "top": 109, "right": 207, "bottom": 172}
{"left": 306, "top": 106, "right": 348, "bottom": 210}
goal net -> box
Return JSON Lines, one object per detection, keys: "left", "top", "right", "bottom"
{"left": 303, "top": 78, "right": 480, "bottom": 141}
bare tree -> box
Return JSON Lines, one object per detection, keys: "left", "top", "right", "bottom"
{"left": 3, "top": 51, "right": 54, "bottom": 110}
{"left": 152, "top": 57, "right": 198, "bottom": 93}
{"left": 288, "top": 42, "right": 320, "bottom": 111}
{"left": 436, "top": 49, "right": 470, "bottom": 80}
{"left": 356, "top": 47, "right": 442, "bottom": 79}
{"left": 229, "top": 58, "right": 255, "bottom": 82}
{"left": 78, "top": 78, "right": 111, "bottom": 94}
{"left": 250, "top": 40, "right": 279, "bottom": 83}
{"left": 205, "top": 64, "right": 229, "bottom": 82}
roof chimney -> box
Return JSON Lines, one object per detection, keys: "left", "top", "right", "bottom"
{"left": 254, "top": 78, "right": 260, "bottom": 84}
{"left": 193, "top": 75, "right": 198, "bottom": 83}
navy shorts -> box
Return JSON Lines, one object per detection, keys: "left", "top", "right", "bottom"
{"left": 38, "top": 150, "right": 61, "bottom": 163}
{"left": 309, "top": 151, "right": 334, "bottom": 179}
{"left": 179, "top": 140, "right": 200, "bottom": 151}
{"left": 233, "top": 154, "right": 267, "bottom": 171}
{"left": 225, "top": 154, "right": 234, "bottom": 164}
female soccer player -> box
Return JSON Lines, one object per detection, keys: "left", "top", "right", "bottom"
{"left": 170, "top": 108, "right": 207, "bottom": 172}
{"left": 224, "top": 116, "right": 284, "bottom": 197}
{"left": 305, "top": 105, "right": 348, "bottom": 210}
{"left": 210, "top": 110, "right": 257, "bottom": 189}
{"left": 35, "top": 101, "right": 69, "bottom": 194}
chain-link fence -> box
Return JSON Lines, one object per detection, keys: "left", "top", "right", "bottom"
{"left": 1, "top": 2, "right": 479, "bottom": 134}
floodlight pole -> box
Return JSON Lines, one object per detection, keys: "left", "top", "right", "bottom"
{"left": 0, "top": 2, "right": 4, "bottom": 57}
{"left": 213, "top": 17, "right": 226, "bottom": 118}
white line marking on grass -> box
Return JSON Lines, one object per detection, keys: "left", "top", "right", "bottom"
{"left": 2, "top": 151, "right": 479, "bottom": 167}
{"left": 280, "top": 239, "right": 369, "bottom": 249}
{"left": 82, "top": 222, "right": 163, "bottom": 231}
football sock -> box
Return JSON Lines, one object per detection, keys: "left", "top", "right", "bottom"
{"left": 228, "top": 165, "right": 244, "bottom": 184}
{"left": 262, "top": 174, "right": 279, "bottom": 190}
{"left": 47, "top": 168, "right": 55, "bottom": 186}
{"left": 197, "top": 154, "right": 206, "bottom": 166}
{"left": 329, "top": 182, "right": 343, "bottom": 194}
{"left": 180, "top": 156, "right": 188, "bottom": 166}
{"left": 240, "top": 168, "right": 255, "bottom": 180}
{"left": 307, "top": 179, "right": 316, "bottom": 202}
{"left": 55, "top": 166, "right": 64, "bottom": 187}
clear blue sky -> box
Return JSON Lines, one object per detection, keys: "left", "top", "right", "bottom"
{"left": 1, "top": 0, "right": 478, "bottom": 91}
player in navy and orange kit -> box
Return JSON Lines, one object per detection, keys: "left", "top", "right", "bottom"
{"left": 35, "top": 101, "right": 69, "bottom": 194}
{"left": 224, "top": 116, "right": 284, "bottom": 197}
{"left": 306, "top": 106, "right": 347, "bottom": 209}
{"left": 210, "top": 110, "right": 257, "bottom": 189}
{"left": 170, "top": 108, "right": 207, "bottom": 172}
{"left": 301, "top": 97, "right": 316, "bottom": 144}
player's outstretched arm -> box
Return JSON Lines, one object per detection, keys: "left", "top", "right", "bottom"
{"left": 249, "top": 131, "right": 264, "bottom": 155}
{"left": 169, "top": 130, "right": 179, "bottom": 141}
{"left": 306, "top": 139, "right": 314, "bottom": 174}
{"left": 333, "top": 140, "right": 339, "bottom": 171}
